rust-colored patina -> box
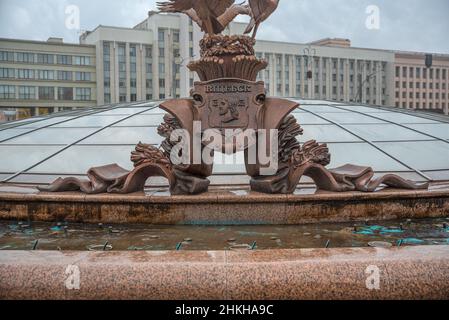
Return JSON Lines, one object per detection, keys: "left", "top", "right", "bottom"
{"left": 40, "top": 1, "right": 428, "bottom": 195}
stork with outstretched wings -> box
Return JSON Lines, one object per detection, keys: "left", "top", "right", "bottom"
{"left": 157, "top": 0, "right": 237, "bottom": 34}
{"left": 244, "top": 0, "right": 279, "bottom": 38}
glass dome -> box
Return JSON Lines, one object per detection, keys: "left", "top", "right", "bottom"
{"left": 1, "top": 99, "right": 449, "bottom": 188}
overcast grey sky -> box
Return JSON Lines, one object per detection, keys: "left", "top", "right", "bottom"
{"left": 0, "top": 0, "right": 448, "bottom": 53}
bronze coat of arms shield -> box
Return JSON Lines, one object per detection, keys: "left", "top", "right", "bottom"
{"left": 192, "top": 78, "right": 266, "bottom": 152}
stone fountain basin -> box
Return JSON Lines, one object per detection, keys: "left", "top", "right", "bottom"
{"left": 0, "top": 246, "right": 448, "bottom": 300}
{"left": 0, "top": 184, "right": 449, "bottom": 300}
{"left": 0, "top": 183, "right": 448, "bottom": 225}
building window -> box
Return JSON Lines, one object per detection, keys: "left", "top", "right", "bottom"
{"left": 159, "top": 48, "right": 165, "bottom": 57}
{"left": 146, "top": 63, "right": 153, "bottom": 74}
{"left": 58, "top": 87, "right": 73, "bottom": 100}
{"left": 0, "top": 51, "right": 14, "bottom": 62}
{"left": 38, "top": 70, "right": 55, "bottom": 80}
{"left": 57, "top": 55, "right": 72, "bottom": 65}
{"left": 130, "top": 94, "right": 137, "bottom": 102}
{"left": 75, "top": 88, "right": 91, "bottom": 101}
{"left": 18, "top": 69, "right": 34, "bottom": 79}
{"left": 17, "top": 52, "right": 35, "bottom": 63}
{"left": 0, "top": 68, "right": 15, "bottom": 78}
{"left": 395, "top": 67, "right": 400, "bottom": 77}
{"left": 159, "top": 63, "right": 165, "bottom": 74}
{"left": 159, "top": 79, "right": 165, "bottom": 88}
{"left": 104, "top": 93, "right": 111, "bottom": 103}
{"left": 173, "top": 31, "right": 180, "bottom": 43}
{"left": 73, "top": 56, "right": 91, "bottom": 66}
{"left": 75, "top": 72, "right": 91, "bottom": 81}
{"left": 37, "top": 54, "right": 54, "bottom": 64}
{"left": 103, "top": 60, "right": 111, "bottom": 72}
{"left": 158, "top": 30, "right": 165, "bottom": 42}
{"left": 130, "top": 45, "right": 137, "bottom": 57}
{"left": 145, "top": 45, "right": 152, "bottom": 58}
{"left": 58, "top": 71, "right": 72, "bottom": 81}
{"left": 118, "top": 44, "right": 126, "bottom": 57}
{"left": 38, "top": 86, "right": 55, "bottom": 100}
{"left": 119, "top": 95, "right": 127, "bottom": 102}
{"left": 103, "top": 42, "right": 110, "bottom": 55}
{"left": 0, "top": 85, "right": 16, "bottom": 99}
{"left": 19, "top": 86, "right": 35, "bottom": 100}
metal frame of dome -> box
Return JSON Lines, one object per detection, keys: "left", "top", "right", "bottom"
{"left": 1, "top": 99, "right": 449, "bottom": 188}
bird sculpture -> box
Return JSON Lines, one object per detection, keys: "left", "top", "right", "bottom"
{"left": 157, "top": 0, "right": 237, "bottom": 34}
{"left": 244, "top": 0, "right": 279, "bottom": 38}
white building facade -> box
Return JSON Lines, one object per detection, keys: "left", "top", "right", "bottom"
{"left": 80, "top": 12, "right": 395, "bottom": 107}
{"left": 80, "top": 11, "right": 203, "bottom": 105}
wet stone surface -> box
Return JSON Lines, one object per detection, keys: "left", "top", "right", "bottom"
{"left": 0, "top": 218, "right": 448, "bottom": 251}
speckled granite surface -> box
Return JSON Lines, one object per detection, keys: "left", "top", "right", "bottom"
{"left": 1, "top": 246, "right": 448, "bottom": 300}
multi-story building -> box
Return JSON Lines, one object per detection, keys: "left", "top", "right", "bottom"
{"left": 79, "top": 12, "right": 395, "bottom": 108}
{"left": 253, "top": 36, "right": 394, "bottom": 107}
{"left": 0, "top": 37, "right": 96, "bottom": 119}
{"left": 79, "top": 11, "right": 202, "bottom": 104}
{"left": 394, "top": 51, "right": 449, "bottom": 115}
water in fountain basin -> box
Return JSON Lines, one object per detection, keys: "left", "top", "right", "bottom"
{"left": 0, "top": 218, "right": 448, "bottom": 251}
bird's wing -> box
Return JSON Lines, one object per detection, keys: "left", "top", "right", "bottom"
{"left": 248, "top": 0, "right": 266, "bottom": 20}
{"left": 206, "top": 0, "right": 235, "bottom": 17}
{"left": 157, "top": 0, "right": 195, "bottom": 12}
{"left": 184, "top": 8, "right": 204, "bottom": 30}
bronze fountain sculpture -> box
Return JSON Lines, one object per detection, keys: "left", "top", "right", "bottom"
{"left": 40, "top": 0, "right": 428, "bottom": 195}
